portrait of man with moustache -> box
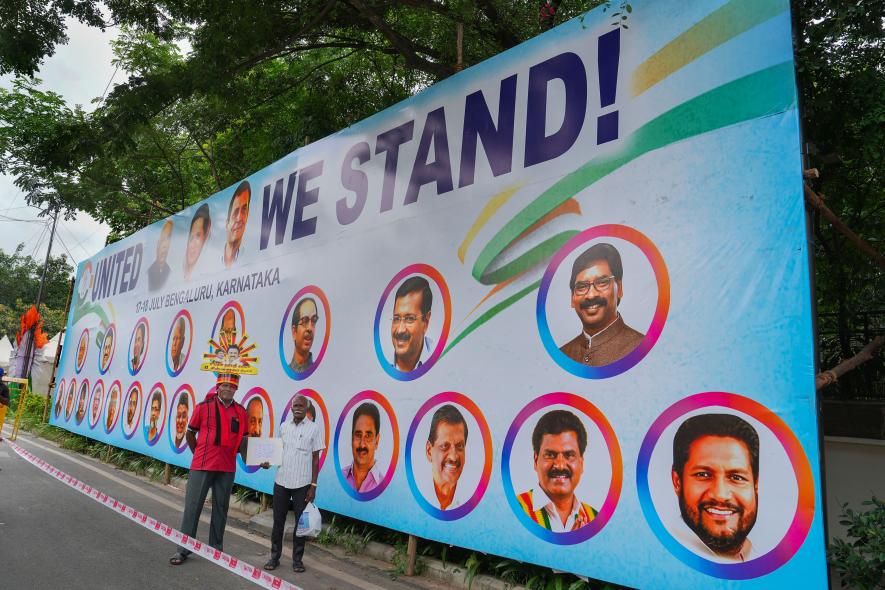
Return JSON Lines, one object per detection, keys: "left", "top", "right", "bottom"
{"left": 559, "top": 243, "right": 644, "bottom": 366}
{"left": 517, "top": 410, "right": 597, "bottom": 532}
{"left": 424, "top": 405, "right": 469, "bottom": 511}
{"left": 289, "top": 297, "right": 318, "bottom": 373}
{"left": 147, "top": 390, "right": 163, "bottom": 443}
{"left": 223, "top": 181, "right": 250, "bottom": 268}
{"left": 75, "top": 382, "right": 89, "bottom": 423}
{"left": 390, "top": 276, "right": 433, "bottom": 373}
{"left": 90, "top": 386, "right": 103, "bottom": 425}
{"left": 342, "top": 402, "right": 383, "bottom": 493}
{"left": 670, "top": 414, "right": 760, "bottom": 563}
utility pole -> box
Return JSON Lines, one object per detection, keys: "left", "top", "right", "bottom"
{"left": 22, "top": 207, "right": 59, "bottom": 379}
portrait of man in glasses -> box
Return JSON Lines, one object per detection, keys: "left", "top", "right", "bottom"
{"left": 559, "top": 243, "right": 644, "bottom": 366}
{"left": 390, "top": 276, "right": 433, "bottom": 373}
{"left": 289, "top": 297, "right": 319, "bottom": 373}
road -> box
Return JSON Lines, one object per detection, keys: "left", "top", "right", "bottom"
{"left": 0, "top": 433, "right": 440, "bottom": 590}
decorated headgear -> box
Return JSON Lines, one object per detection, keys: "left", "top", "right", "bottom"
{"left": 216, "top": 373, "right": 240, "bottom": 388}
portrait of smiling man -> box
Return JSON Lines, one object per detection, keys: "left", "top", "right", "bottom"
{"left": 670, "top": 413, "right": 760, "bottom": 563}
{"left": 174, "top": 392, "right": 190, "bottom": 449}
{"left": 425, "top": 404, "right": 468, "bottom": 511}
{"left": 289, "top": 297, "right": 318, "bottom": 373}
{"left": 559, "top": 243, "right": 644, "bottom": 366}
{"left": 517, "top": 410, "right": 597, "bottom": 532}
{"left": 183, "top": 203, "right": 211, "bottom": 280}
{"left": 224, "top": 181, "right": 250, "bottom": 268}
{"left": 390, "top": 276, "right": 433, "bottom": 373}
{"left": 246, "top": 397, "right": 264, "bottom": 438}
{"left": 342, "top": 402, "right": 383, "bottom": 493}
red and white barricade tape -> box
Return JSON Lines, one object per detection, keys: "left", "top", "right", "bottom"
{"left": 5, "top": 440, "right": 302, "bottom": 590}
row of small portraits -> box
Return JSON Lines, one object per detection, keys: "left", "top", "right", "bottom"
{"left": 73, "top": 234, "right": 670, "bottom": 383}
{"left": 52, "top": 378, "right": 816, "bottom": 580}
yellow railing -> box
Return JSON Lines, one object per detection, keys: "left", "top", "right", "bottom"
{"left": 3, "top": 377, "right": 30, "bottom": 441}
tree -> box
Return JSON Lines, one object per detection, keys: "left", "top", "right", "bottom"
{"left": 794, "top": 0, "right": 885, "bottom": 397}
{"left": 0, "top": 244, "right": 73, "bottom": 340}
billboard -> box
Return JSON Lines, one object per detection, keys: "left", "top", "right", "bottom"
{"left": 50, "top": 0, "right": 828, "bottom": 587}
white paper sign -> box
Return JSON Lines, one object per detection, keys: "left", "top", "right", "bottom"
{"left": 246, "top": 437, "right": 282, "bottom": 466}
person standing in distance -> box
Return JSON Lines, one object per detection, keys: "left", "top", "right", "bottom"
{"left": 261, "top": 394, "right": 324, "bottom": 572}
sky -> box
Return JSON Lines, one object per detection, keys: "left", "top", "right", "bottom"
{"left": 0, "top": 17, "right": 122, "bottom": 268}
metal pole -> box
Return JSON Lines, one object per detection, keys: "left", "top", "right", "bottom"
{"left": 24, "top": 208, "right": 59, "bottom": 380}
{"left": 43, "top": 276, "right": 74, "bottom": 423}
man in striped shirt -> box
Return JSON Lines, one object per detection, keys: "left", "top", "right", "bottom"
{"left": 263, "top": 394, "right": 324, "bottom": 573}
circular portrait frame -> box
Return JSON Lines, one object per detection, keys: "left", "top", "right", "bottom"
{"left": 537, "top": 224, "right": 670, "bottom": 379}
{"left": 636, "top": 391, "right": 815, "bottom": 580}
{"left": 104, "top": 379, "right": 123, "bottom": 435}
{"left": 373, "top": 264, "right": 452, "bottom": 382}
{"left": 165, "top": 310, "right": 194, "bottom": 377}
{"left": 127, "top": 318, "right": 150, "bottom": 376}
{"left": 278, "top": 286, "right": 331, "bottom": 381}
{"left": 405, "top": 392, "right": 493, "bottom": 521}
{"left": 143, "top": 382, "right": 167, "bottom": 447}
{"left": 122, "top": 382, "right": 143, "bottom": 440}
{"left": 334, "top": 390, "right": 400, "bottom": 501}
{"left": 98, "top": 324, "right": 116, "bottom": 375}
{"left": 88, "top": 379, "right": 105, "bottom": 429}
{"left": 502, "top": 392, "right": 623, "bottom": 545}
{"left": 168, "top": 384, "right": 196, "bottom": 454}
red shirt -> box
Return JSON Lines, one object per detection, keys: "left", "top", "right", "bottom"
{"left": 188, "top": 393, "right": 247, "bottom": 472}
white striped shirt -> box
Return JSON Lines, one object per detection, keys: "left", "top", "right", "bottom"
{"left": 275, "top": 418, "right": 324, "bottom": 489}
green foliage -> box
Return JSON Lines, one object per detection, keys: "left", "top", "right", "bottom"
{"left": 795, "top": 0, "right": 885, "bottom": 398}
{"left": 829, "top": 498, "right": 885, "bottom": 590}
{"left": 0, "top": 243, "right": 72, "bottom": 339}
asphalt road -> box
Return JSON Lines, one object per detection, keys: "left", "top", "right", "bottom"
{"left": 0, "top": 434, "right": 438, "bottom": 590}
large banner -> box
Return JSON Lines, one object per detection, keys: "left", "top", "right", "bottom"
{"left": 50, "top": 0, "right": 827, "bottom": 587}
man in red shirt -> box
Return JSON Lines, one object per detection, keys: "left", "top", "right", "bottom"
{"left": 169, "top": 373, "right": 247, "bottom": 565}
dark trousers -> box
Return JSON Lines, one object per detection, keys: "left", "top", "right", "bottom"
{"left": 178, "top": 469, "right": 235, "bottom": 555}
{"left": 270, "top": 482, "right": 310, "bottom": 565}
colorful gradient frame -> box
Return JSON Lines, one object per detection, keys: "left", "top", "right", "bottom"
{"left": 64, "top": 379, "right": 77, "bottom": 420}
{"left": 165, "top": 310, "right": 193, "bottom": 377}
{"left": 211, "top": 300, "right": 246, "bottom": 348}
{"left": 168, "top": 384, "right": 195, "bottom": 454}
{"left": 405, "top": 392, "right": 493, "bottom": 521}
{"left": 122, "top": 382, "right": 142, "bottom": 440}
{"left": 74, "top": 379, "right": 90, "bottom": 425}
{"left": 238, "top": 387, "right": 274, "bottom": 473}
{"left": 537, "top": 225, "right": 670, "bottom": 379}
{"left": 502, "top": 392, "right": 623, "bottom": 544}
{"left": 88, "top": 379, "right": 105, "bottom": 429}
{"left": 98, "top": 324, "right": 116, "bottom": 375}
{"left": 333, "top": 390, "right": 400, "bottom": 501}
{"left": 103, "top": 380, "right": 122, "bottom": 434}
{"left": 54, "top": 378, "right": 66, "bottom": 419}
{"left": 279, "top": 286, "right": 331, "bottom": 381}
{"left": 636, "top": 392, "right": 815, "bottom": 579}
{"left": 75, "top": 329, "right": 89, "bottom": 374}
{"left": 143, "top": 382, "right": 167, "bottom": 447}
{"left": 280, "top": 389, "right": 330, "bottom": 471}
{"left": 127, "top": 317, "right": 150, "bottom": 376}
{"left": 373, "top": 264, "right": 452, "bottom": 381}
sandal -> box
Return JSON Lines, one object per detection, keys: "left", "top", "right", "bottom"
{"left": 169, "top": 553, "right": 188, "bottom": 566}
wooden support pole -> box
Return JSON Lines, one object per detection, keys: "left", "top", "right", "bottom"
{"left": 260, "top": 493, "right": 269, "bottom": 513}
{"left": 804, "top": 183, "right": 885, "bottom": 269}
{"left": 163, "top": 463, "right": 172, "bottom": 485}
{"left": 43, "top": 277, "right": 75, "bottom": 423}
{"left": 405, "top": 534, "right": 418, "bottom": 576}
{"left": 816, "top": 335, "right": 884, "bottom": 390}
